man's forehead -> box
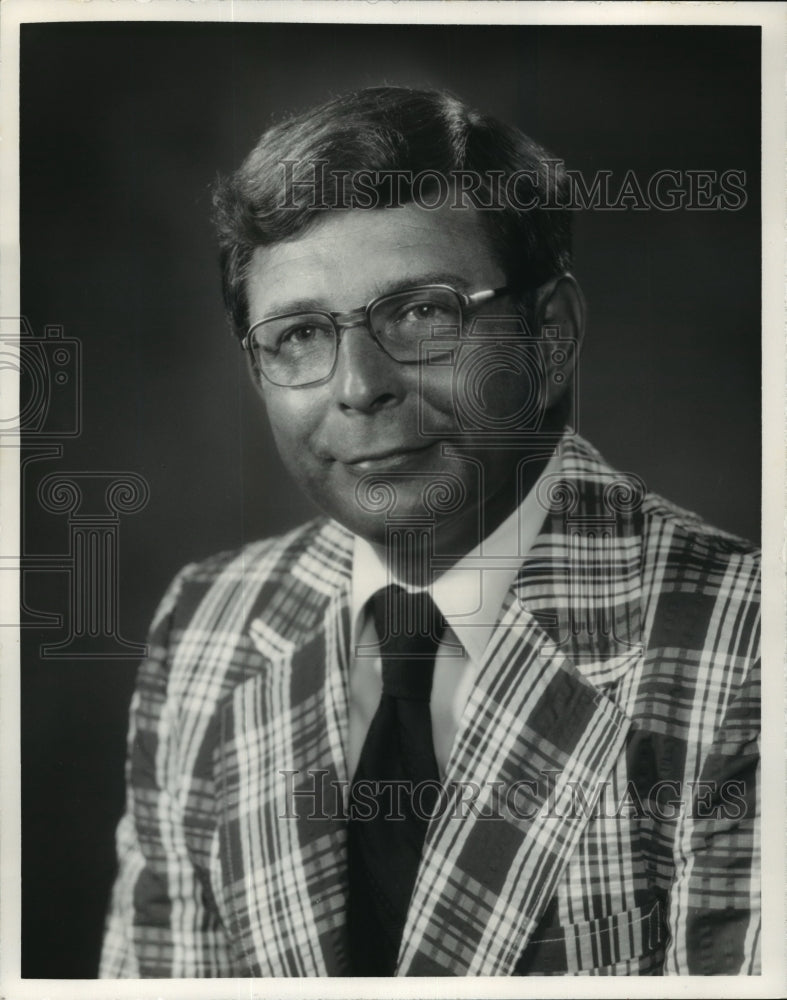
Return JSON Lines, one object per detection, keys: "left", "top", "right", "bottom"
{"left": 246, "top": 203, "right": 501, "bottom": 312}
{"left": 261, "top": 202, "right": 491, "bottom": 255}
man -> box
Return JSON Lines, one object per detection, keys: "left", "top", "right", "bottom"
{"left": 99, "top": 87, "right": 760, "bottom": 977}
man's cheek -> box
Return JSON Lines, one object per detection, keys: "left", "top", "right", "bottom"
{"left": 266, "top": 416, "right": 295, "bottom": 463}
{"left": 413, "top": 371, "right": 459, "bottom": 437}
{"left": 265, "top": 397, "right": 313, "bottom": 452}
{"left": 414, "top": 358, "right": 537, "bottom": 436}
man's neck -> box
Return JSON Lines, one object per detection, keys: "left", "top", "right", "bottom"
{"left": 372, "top": 433, "right": 564, "bottom": 588}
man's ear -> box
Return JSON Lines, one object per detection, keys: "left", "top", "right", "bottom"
{"left": 534, "top": 273, "right": 586, "bottom": 409}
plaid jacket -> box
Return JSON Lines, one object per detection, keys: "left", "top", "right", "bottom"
{"left": 100, "top": 434, "right": 760, "bottom": 977}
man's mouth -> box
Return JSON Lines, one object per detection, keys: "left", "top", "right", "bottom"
{"left": 340, "top": 442, "right": 435, "bottom": 471}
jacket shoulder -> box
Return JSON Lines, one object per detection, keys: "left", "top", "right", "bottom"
{"left": 155, "top": 516, "right": 354, "bottom": 650}
{"left": 137, "top": 516, "right": 354, "bottom": 711}
{"left": 184, "top": 516, "right": 330, "bottom": 581}
{"left": 641, "top": 490, "right": 759, "bottom": 567}
{"left": 565, "top": 433, "right": 759, "bottom": 565}
{"left": 636, "top": 492, "right": 760, "bottom": 682}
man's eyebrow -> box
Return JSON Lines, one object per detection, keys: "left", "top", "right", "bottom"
{"left": 254, "top": 296, "right": 326, "bottom": 319}
{"left": 256, "top": 273, "right": 474, "bottom": 320}
{"left": 374, "top": 272, "right": 473, "bottom": 297}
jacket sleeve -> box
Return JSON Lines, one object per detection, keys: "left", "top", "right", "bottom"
{"left": 99, "top": 567, "right": 235, "bottom": 977}
{"left": 665, "top": 655, "right": 761, "bottom": 974}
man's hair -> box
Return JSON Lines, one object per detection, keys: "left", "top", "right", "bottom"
{"left": 212, "top": 86, "right": 573, "bottom": 340}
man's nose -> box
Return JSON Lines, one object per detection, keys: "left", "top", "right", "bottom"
{"left": 332, "top": 323, "right": 401, "bottom": 413}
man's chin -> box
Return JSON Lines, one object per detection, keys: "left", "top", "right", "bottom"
{"left": 318, "top": 490, "right": 487, "bottom": 570}
{"left": 298, "top": 458, "right": 489, "bottom": 561}
{"left": 335, "top": 508, "right": 391, "bottom": 547}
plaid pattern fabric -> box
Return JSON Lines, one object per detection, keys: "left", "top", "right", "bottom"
{"left": 99, "top": 433, "right": 760, "bottom": 977}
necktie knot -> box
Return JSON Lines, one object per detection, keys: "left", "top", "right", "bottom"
{"left": 371, "top": 585, "right": 445, "bottom": 702}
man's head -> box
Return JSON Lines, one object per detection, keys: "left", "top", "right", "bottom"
{"left": 214, "top": 87, "right": 575, "bottom": 342}
{"left": 213, "top": 87, "right": 584, "bottom": 559}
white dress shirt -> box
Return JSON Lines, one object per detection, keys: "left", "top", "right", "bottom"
{"left": 348, "top": 447, "right": 562, "bottom": 777}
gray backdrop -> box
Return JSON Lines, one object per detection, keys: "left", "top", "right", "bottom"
{"left": 19, "top": 22, "right": 759, "bottom": 976}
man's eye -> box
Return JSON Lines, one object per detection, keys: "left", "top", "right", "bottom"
{"left": 281, "top": 324, "right": 318, "bottom": 344}
{"left": 278, "top": 323, "right": 334, "bottom": 349}
{"left": 398, "top": 301, "right": 450, "bottom": 324}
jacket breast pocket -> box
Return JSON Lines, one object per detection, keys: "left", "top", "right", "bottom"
{"left": 514, "top": 899, "right": 667, "bottom": 975}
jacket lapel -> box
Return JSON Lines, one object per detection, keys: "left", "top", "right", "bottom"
{"left": 397, "top": 436, "right": 646, "bottom": 976}
{"left": 215, "top": 520, "right": 354, "bottom": 976}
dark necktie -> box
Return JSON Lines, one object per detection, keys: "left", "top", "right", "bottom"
{"left": 347, "top": 584, "right": 445, "bottom": 976}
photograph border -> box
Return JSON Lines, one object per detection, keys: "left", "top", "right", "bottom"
{"left": 1, "top": 2, "right": 784, "bottom": 998}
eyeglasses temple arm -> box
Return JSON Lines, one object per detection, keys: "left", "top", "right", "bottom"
{"left": 464, "top": 286, "right": 509, "bottom": 308}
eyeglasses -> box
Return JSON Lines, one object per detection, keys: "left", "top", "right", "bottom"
{"left": 242, "top": 284, "right": 510, "bottom": 387}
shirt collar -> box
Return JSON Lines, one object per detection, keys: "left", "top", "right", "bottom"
{"left": 350, "top": 444, "right": 563, "bottom": 663}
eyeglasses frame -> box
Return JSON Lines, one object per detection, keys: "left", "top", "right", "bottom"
{"left": 241, "top": 283, "right": 511, "bottom": 388}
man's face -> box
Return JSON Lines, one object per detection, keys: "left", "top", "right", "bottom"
{"left": 246, "top": 203, "right": 554, "bottom": 557}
